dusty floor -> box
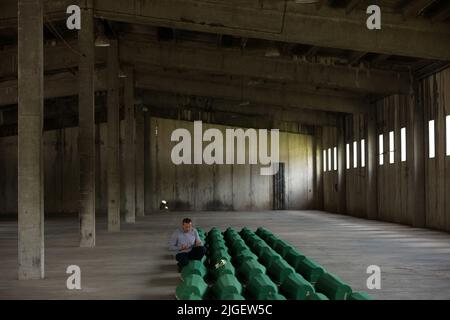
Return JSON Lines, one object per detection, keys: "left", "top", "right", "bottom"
{"left": 1, "top": 210, "right": 450, "bottom": 300}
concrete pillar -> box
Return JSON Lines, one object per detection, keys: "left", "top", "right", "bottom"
{"left": 337, "top": 116, "right": 347, "bottom": 214}
{"left": 124, "top": 68, "right": 136, "bottom": 223}
{"left": 17, "top": 0, "right": 45, "bottom": 280}
{"left": 135, "top": 105, "right": 145, "bottom": 217}
{"left": 366, "top": 108, "right": 378, "bottom": 220}
{"left": 144, "top": 111, "right": 152, "bottom": 214}
{"left": 409, "top": 84, "right": 426, "bottom": 227}
{"left": 78, "top": 0, "right": 96, "bottom": 247}
{"left": 107, "top": 40, "right": 121, "bottom": 232}
{"left": 314, "top": 126, "right": 324, "bottom": 210}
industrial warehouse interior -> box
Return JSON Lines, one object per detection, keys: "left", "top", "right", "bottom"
{"left": 1, "top": 0, "right": 450, "bottom": 303}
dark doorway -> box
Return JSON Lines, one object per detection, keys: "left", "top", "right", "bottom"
{"left": 273, "top": 162, "right": 286, "bottom": 210}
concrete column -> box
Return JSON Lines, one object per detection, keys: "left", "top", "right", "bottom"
{"left": 144, "top": 111, "right": 152, "bottom": 214}
{"left": 135, "top": 105, "right": 145, "bottom": 217}
{"left": 107, "top": 40, "right": 121, "bottom": 232}
{"left": 366, "top": 108, "right": 378, "bottom": 220}
{"left": 337, "top": 116, "right": 347, "bottom": 214}
{"left": 17, "top": 0, "right": 45, "bottom": 280}
{"left": 124, "top": 68, "right": 136, "bottom": 223}
{"left": 78, "top": 0, "right": 96, "bottom": 247}
{"left": 314, "top": 126, "right": 324, "bottom": 210}
{"left": 409, "top": 84, "right": 426, "bottom": 228}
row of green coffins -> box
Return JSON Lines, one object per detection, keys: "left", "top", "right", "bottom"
{"left": 175, "top": 227, "right": 373, "bottom": 301}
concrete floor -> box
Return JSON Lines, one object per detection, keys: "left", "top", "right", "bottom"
{"left": 1, "top": 210, "right": 450, "bottom": 300}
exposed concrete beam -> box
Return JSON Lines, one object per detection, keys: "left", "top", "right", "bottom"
{"left": 0, "top": 42, "right": 105, "bottom": 78}
{"left": 135, "top": 72, "right": 366, "bottom": 114}
{"left": 1, "top": 0, "right": 449, "bottom": 59}
{"left": 403, "top": 0, "right": 436, "bottom": 19}
{"left": 0, "top": 70, "right": 107, "bottom": 106}
{"left": 345, "top": 0, "right": 362, "bottom": 14}
{"left": 0, "top": 37, "right": 410, "bottom": 95}
{"left": 120, "top": 39, "right": 411, "bottom": 95}
{"left": 432, "top": 3, "right": 450, "bottom": 23}
{"left": 139, "top": 90, "right": 339, "bottom": 127}
{"left": 93, "top": 0, "right": 450, "bottom": 60}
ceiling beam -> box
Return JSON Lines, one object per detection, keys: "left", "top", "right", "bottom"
{"left": 95, "top": 0, "right": 450, "bottom": 61}
{"left": 432, "top": 3, "right": 450, "bottom": 23}
{"left": 139, "top": 90, "right": 339, "bottom": 127}
{"left": 345, "top": 0, "right": 362, "bottom": 14}
{"left": 0, "top": 69, "right": 108, "bottom": 106}
{"left": 403, "top": 0, "right": 437, "bottom": 19}
{"left": 119, "top": 39, "right": 411, "bottom": 95}
{"left": 1, "top": 0, "right": 449, "bottom": 60}
{"left": 135, "top": 71, "right": 367, "bottom": 114}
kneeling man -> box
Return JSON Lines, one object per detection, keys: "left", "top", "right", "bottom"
{"left": 169, "top": 218, "right": 206, "bottom": 271}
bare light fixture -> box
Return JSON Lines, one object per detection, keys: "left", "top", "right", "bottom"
{"left": 118, "top": 69, "right": 127, "bottom": 78}
{"left": 95, "top": 22, "right": 110, "bottom": 47}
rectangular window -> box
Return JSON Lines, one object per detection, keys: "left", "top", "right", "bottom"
{"left": 401, "top": 128, "right": 407, "bottom": 162}
{"left": 359, "top": 139, "right": 365, "bottom": 168}
{"left": 353, "top": 141, "right": 358, "bottom": 168}
{"left": 446, "top": 116, "right": 450, "bottom": 156}
{"left": 333, "top": 147, "right": 337, "bottom": 171}
{"left": 389, "top": 131, "right": 395, "bottom": 164}
{"left": 429, "top": 120, "right": 435, "bottom": 159}
{"left": 328, "top": 148, "right": 332, "bottom": 171}
{"left": 379, "top": 134, "right": 384, "bottom": 165}
{"left": 346, "top": 143, "right": 350, "bottom": 169}
{"left": 323, "top": 149, "right": 327, "bottom": 172}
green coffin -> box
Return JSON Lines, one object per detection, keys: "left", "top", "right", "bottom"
{"left": 264, "top": 234, "right": 279, "bottom": 247}
{"left": 246, "top": 273, "right": 278, "bottom": 300}
{"left": 259, "top": 247, "right": 282, "bottom": 268}
{"left": 175, "top": 274, "right": 208, "bottom": 300}
{"left": 315, "top": 272, "right": 352, "bottom": 300}
{"left": 211, "top": 259, "right": 236, "bottom": 279}
{"left": 272, "top": 239, "right": 295, "bottom": 257}
{"left": 212, "top": 274, "right": 243, "bottom": 299}
{"left": 181, "top": 261, "right": 207, "bottom": 280}
{"left": 208, "top": 241, "right": 228, "bottom": 252}
{"left": 229, "top": 240, "right": 249, "bottom": 256}
{"left": 295, "top": 257, "right": 326, "bottom": 284}
{"left": 309, "top": 292, "right": 330, "bottom": 300}
{"left": 268, "top": 259, "right": 296, "bottom": 284}
{"left": 233, "top": 249, "right": 258, "bottom": 267}
{"left": 256, "top": 227, "right": 273, "bottom": 239}
{"left": 237, "top": 259, "right": 266, "bottom": 282}
{"left": 250, "top": 240, "right": 270, "bottom": 257}
{"left": 284, "top": 248, "right": 306, "bottom": 268}
{"left": 281, "top": 273, "right": 315, "bottom": 300}
{"left": 210, "top": 249, "right": 232, "bottom": 266}
{"left": 348, "top": 292, "right": 373, "bottom": 300}
{"left": 218, "top": 293, "right": 246, "bottom": 300}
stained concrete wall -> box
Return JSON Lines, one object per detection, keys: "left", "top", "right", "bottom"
{"left": 0, "top": 117, "right": 315, "bottom": 215}
{"left": 149, "top": 117, "right": 315, "bottom": 211}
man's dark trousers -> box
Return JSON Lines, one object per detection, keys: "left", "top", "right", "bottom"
{"left": 176, "top": 246, "right": 206, "bottom": 268}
